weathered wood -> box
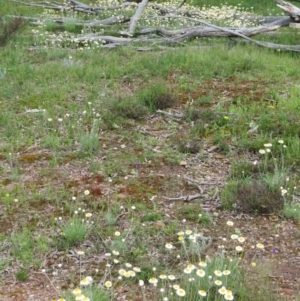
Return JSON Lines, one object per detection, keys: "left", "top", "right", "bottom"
{"left": 290, "top": 22, "right": 300, "bottom": 27}
{"left": 128, "top": 0, "right": 149, "bottom": 34}
{"left": 276, "top": 0, "right": 300, "bottom": 21}
{"left": 10, "top": 0, "right": 300, "bottom": 52}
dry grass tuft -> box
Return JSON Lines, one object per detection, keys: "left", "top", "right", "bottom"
{"left": 235, "top": 180, "right": 284, "bottom": 214}
{"left": 153, "top": 93, "right": 177, "bottom": 110}
{"left": 176, "top": 139, "right": 201, "bottom": 154}
{"left": 0, "top": 16, "right": 25, "bottom": 47}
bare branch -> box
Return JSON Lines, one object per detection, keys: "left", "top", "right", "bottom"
{"left": 276, "top": 0, "right": 300, "bottom": 21}
{"left": 128, "top": 0, "right": 149, "bottom": 34}
{"left": 156, "top": 110, "right": 184, "bottom": 119}
{"left": 162, "top": 176, "right": 218, "bottom": 202}
{"left": 162, "top": 194, "right": 203, "bottom": 202}
{"left": 10, "top": 0, "right": 300, "bottom": 52}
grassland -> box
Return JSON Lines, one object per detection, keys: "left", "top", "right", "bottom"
{"left": 1, "top": 0, "right": 300, "bottom": 300}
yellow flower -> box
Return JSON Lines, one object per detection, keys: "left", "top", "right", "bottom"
{"left": 133, "top": 267, "right": 141, "bottom": 272}
{"left": 198, "top": 289, "right": 207, "bottom": 297}
{"left": 199, "top": 261, "right": 207, "bottom": 267}
{"left": 114, "top": 231, "right": 121, "bottom": 236}
{"left": 256, "top": 243, "right": 264, "bottom": 249}
{"left": 218, "top": 286, "right": 227, "bottom": 295}
{"left": 223, "top": 270, "right": 231, "bottom": 276}
{"left": 196, "top": 269, "right": 205, "bottom": 277}
{"left": 224, "top": 292, "right": 234, "bottom": 300}
{"left": 226, "top": 221, "right": 234, "bottom": 226}
{"left": 159, "top": 274, "right": 167, "bottom": 279}
{"left": 215, "top": 280, "right": 222, "bottom": 286}
{"left": 238, "top": 237, "right": 245, "bottom": 243}
{"left": 85, "top": 213, "right": 92, "bottom": 218}
{"left": 235, "top": 246, "right": 243, "bottom": 252}
{"left": 259, "top": 149, "right": 266, "bottom": 154}
{"left": 80, "top": 276, "right": 93, "bottom": 286}
{"left": 165, "top": 243, "right": 174, "bottom": 250}
{"left": 77, "top": 250, "right": 85, "bottom": 255}
{"left": 72, "top": 287, "right": 81, "bottom": 295}
{"left": 185, "top": 230, "right": 192, "bottom": 235}
{"left": 187, "top": 264, "right": 195, "bottom": 270}
{"left": 104, "top": 281, "right": 112, "bottom": 288}
{"left": 118, "top": 269, "right": 126, "bottom": 276}
{"left": 84, "top": 190, "right": 90, "bottom": 195}
{"left": 75, "top": 293, "right": 84, "bottom": 301}
{"left": 214, "top": 270, "right": 222, "bottom": 277}
{"left": 176, "top": 288, "right": 186, "bottom": 297}
{"left": 168, "top": 274, "right": 175, "bottom": 280}
{"left": 231, "top": 234, "right": 238, "bottom": 240}
{"left": 173, "top": 284, "right": 180, "bottom": 290}
{"left": 184, "top": 267, "right": 192, "bottom": 274}
{"left": 251, "top": 262, "right": 257, "bottom": 267}
{"left": 149, "top": 277, "right": 158, "bottom": 284}
{"left": 112, "top": 250, "right": 119, "bottom": 256}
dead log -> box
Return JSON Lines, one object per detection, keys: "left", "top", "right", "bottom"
{"left": 10, "top": 0, "right": 300, "bottom": 52}
{"left": 276, "top": 0, "right": 300, "bottom": 21}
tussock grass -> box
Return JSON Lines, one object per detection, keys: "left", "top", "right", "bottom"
{"left": 0, "top": 16, "right": 25, "bottom": 47}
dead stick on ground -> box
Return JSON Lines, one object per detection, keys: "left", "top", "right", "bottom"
{"left": 156, "top": 110, "right": 184, "bottom": 119}
{"left": 162, "top": 194, "right": 203, "bottom": 202}
{"left": 163, "top": 176, "right": 210, "bottom": 202}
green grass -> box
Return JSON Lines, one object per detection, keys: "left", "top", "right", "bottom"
{"left": 10, "top": 228, "right": 36, "bottom": 265}
{"left": 0, "top": 0, "right": 300, "bottom": 300}
{"left": 59, "top": 218, "right": 89, "bottom": 249}
{"left": 16, "top": 269, "right": 28, "bottom": 281}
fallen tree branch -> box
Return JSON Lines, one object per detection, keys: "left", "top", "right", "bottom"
{"left": 156, "top": 110, "right": 184, "bottom": 119}
{"left": 11, "top": 0, "right": 300, "bottom": 52}
{"left": 162, "top": 194, "right": 203, "bottom": 202}
{"left": 276, "top": 0, "right": 300, "bottom": 21}
{"left": 168, "top": 16, "right": 300, "bottom": 51}
{"left": 162, "top": 176, "right": 214, "bottom": 202}
{"left": 11, "top": 0, "right": 67, "bottom": 11}
{"left": 128, "top": 0, "right": 149, "bottom": 34}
